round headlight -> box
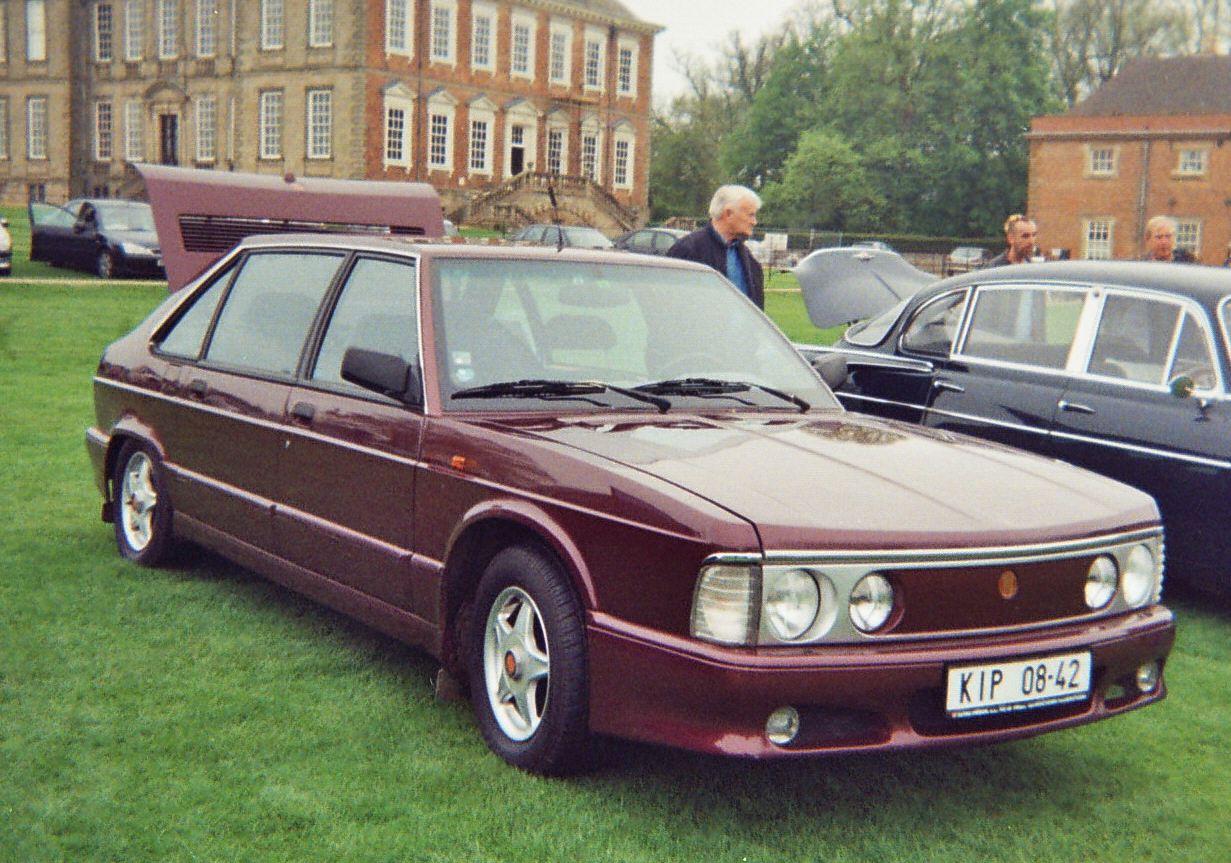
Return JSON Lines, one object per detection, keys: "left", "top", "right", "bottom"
{"left": 763, "top": 568, "right": 820, "bottom": 641}
{"left": 1123, "top": 544, "right": 1156, "bottom": 607}
{"left": 849, "top": 573, "right": 895, "bottom": 633}
{"left": 1084, "top": 555, "right": 1118, "bottom": 609}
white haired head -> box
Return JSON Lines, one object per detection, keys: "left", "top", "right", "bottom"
{"left": 709, "top": 185, "right": 762, "bottom": 221}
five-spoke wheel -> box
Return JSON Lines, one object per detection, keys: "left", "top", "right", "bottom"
{"left": 113, "top": 442, "right": 174, "bottom": 566}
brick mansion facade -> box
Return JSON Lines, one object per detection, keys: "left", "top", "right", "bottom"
{"left": 0, "top": 0, "right": 659, "bottom": 230}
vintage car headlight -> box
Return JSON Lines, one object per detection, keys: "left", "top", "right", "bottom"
{"left": 762, "top": 568, "right": 820, "bottom": 641}
{"left": 849, "top": 573, "right": 895, "bottom": 632}
{"left": 1122, "top": 544, "right": 1157, "bottom": 608}
{"left": 691, "top": 564, "right": 759, "bottom": 645}
{"left": 1084, "top": 555, "right": 1118, "bottom": 610}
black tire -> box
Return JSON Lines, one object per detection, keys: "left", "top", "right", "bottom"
{"left": 467, "top": 544, "right": 591, "bottom": 775}
{"left": 97, "top": 250, "right": 116, "bottom": 279}
{"left": 112, "top": 441, "right": 175, "bottom": 566}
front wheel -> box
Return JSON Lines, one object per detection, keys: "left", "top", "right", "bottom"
{"left": 97, "top": 250, "right": 116, "bottom": 279}
{"left": 467, "top": 544, "right": 590, "bottom": 775}
{"left": 113, "top": 442, "right": 175, "bottom": 566}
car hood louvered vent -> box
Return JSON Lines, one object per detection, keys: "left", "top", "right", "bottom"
{"left": 177, "top": 215, "right": 425, "bottom": 253}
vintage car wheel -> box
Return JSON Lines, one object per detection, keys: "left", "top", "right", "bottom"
{"left": 467, "top": 544, "right": 590, "bottom": 774}
{"left": 113, "top": 442, "right": 174, "bottom": 566}
{"left": 97, "top": 251, "right": 116, "bottom": 279}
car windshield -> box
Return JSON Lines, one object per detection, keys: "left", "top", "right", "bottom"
{"left": 562, "top": 227, "right": 612, "bottom": 248}
{"left": 433, "top": 258, "right": 837, "bottom": 411}
{"left": 95, "top": 203, "right": 156, "bottom": 232}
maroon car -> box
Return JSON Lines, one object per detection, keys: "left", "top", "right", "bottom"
{"left": 87, "top": 235, "right": 1174, "bottom": 774}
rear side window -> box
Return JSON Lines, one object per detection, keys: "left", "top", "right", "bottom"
{"left": 312, "top": 257, "right": 420, "bottom": 390}
{"left": 898, "top": 291, "right": 966, "bottom": 354}
{"left": 1086, "top": 294, "right": 1199, "bottom": 387}
{"left": 205, "top": 252, "right": 344, "bottom": 376}
{"left": 960, "top": 286, "right": 1083, "bottom": 369}
{"left": 157, "top": 276, "right": 229, "bottom": 359}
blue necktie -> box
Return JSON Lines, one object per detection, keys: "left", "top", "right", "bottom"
{"left": 726, "top": 242, "right": 749, "bottom": 297}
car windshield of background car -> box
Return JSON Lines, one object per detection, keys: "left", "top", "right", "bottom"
{"left": 97, "top": 203, "right": 156, "bottom": 232}
{"left": 433, "top": 258, "right": 836, "bottom": 410}
{"left": 845, "top": 297, "right": 910, "bottom": 346}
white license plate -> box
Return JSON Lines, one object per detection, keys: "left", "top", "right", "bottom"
{"left": 945, "top": 651, "right": 1091, "bottom": 718}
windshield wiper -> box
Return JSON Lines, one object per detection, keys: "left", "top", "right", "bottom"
{"left": 452, "top": 379, "right": 670, "bottom": 413}
{"left": 634, "top": 377, "right": 811, "bottom": 413}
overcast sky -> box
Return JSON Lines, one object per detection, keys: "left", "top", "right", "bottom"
{"left": 620, "top": 0, "right": 806, "bottom": 104}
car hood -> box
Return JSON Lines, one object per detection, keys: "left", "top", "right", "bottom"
{"left": 105, "top": 229, "right": 159, "bottom": 249}
{"left": 485, "top": 412, "right": 1158, "bottom": 551}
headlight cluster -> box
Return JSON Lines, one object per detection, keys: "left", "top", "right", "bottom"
{"left": 119, "top": 241, "right": 156, "bottom": 257}
{"left": 690, "top": 564, "right": 891, "bottom": 646}
{"left": 1082, "top": 541, "right": 1163, "bottom": 611}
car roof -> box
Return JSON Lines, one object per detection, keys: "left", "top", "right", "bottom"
{"left": 937, "top": 259, "right": 1231, "bottom": 306}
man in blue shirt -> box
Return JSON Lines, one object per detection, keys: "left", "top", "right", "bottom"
{"left": 666, "top": 185, "right": 765, "bottom": 309}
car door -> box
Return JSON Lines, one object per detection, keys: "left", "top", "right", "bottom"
{"left": 154, "top": 249, "right": 347, "bottom": 551}
{"left": 68, "top": 203, "right": 103, "bottom": 269}
{"left": 922, "top": 283, "right": 1088, "bottom": 455}
{"left": 1051, "top": 289, "right": 1231, "bottom": 582}
{"left": 276, "top": 254, "right": 426, "bottom": 612}
{"left": 28, "top": 201, "right": 80, "bottom": 264}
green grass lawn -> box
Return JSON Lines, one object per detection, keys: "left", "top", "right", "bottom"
{"left": 1, "top": 283, "right": 1229, "bottom": 862}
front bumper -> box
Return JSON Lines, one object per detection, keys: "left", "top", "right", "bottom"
{"left": 587, "top": 605, "right": 1174, "bottom": 758}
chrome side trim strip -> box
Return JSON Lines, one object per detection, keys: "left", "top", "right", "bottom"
{"left": 1047, "top": 428, "right": 1231, "bottom": 470}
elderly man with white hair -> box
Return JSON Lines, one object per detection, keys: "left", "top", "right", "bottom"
{"left": 666, "top": 185, "right": 765, "bottom": 309}
{"left": 1142, "top": 215, "right": 1196, "bottom": 263}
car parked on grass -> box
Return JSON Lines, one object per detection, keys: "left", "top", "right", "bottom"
{"left": 29, "top": 199, "right": 164, "bottom": 279}
{"left": 796, "top": 252, "right": 1231, "bottom": 598}
{"left": 944, "top": 245, "right": 992, "bottom": 276}
{"left": 87, "top": 227, "right": 1175, "bottom": 774}
{"left": 508, "top": 223, "right": 614, "bottom": 249}
{"left": 612, "top": 227, "right": 688, "bottom": 256}
{"left": 0, "top": 216, "right": 11, "bottom": 276}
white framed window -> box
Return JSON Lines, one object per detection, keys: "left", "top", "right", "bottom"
{"left": 0, "top": 99, "right": 8, "bottom": 158}
{"left": 27, "top": 96, "right": 48, "bottom": 159}
{"left": 95, "top": 101, "right": 114, "bottom": 160}
{"left": 157, "top": 0, "right": 178, "bottom": 59}
{"left": 386, "top": 0, "right": 411, "bottom": 56}
{"left": 27, "top": 0, "right": 47, "bottom": 62}
{"left": 616, "top": 39, "right": 637, "bottom": 96}
{"left": 612, "top": 124, "right": 634, "bottom": 189}
{"left": 583, "top": 28, "right": 604, "bottom": 90}
{"left": 258, "top": 90, "right": 283, "bottom": 159}
{"left": 426, "top": 91, "right": 457, "bottom": 172}
{"left": 1087, "top": 145, "right": 1115, "bottom": 176}
{"left": 470, "top": 2, "right": 494, "bottom": 71}
{"left": 430, "top": 0, "right": 455, "bottom": 64}
{"left": 546, "top": 129, "right": 564, "bottom": 174}
{"left": 1082, "top": 218, "right": 1113, "bottom": 260}
{"left": 1177, "top": 147, "right": 1209, "bottom": 176}
{"left": 382, "top": 85, "right": 413, "bottom": 167}
{"left": 1176, "top": 219, "right": 1202, "bottom": 256}
{"left": 580, "top": 116, "right": 601, "bottom": 183}
{"left": 96, "top": 3, "right": 115, "bottom": 62}
{"left": 197, "top": 0, "right": 218, "bottom": 57}
{"left": 549, "top": 21, "right": 571, "bottom": 85}
{"left": 124, "top": 100, "right": 143, "bottom": 161}
{"left": 261, "top": 0, "right": 284, "bottom": 50}
{"left": 467, "top": 98, "right": 495, "bottom": 175}
{"left": 124, "top": 0, "right": 143, "bottom": 61}
{"left": 309, "top": 0, "right": 333, "bottom": 47}
{"left": 511, "top": 12, "right": 535, "bottom": 79}
{"left": 504, "top": 103, "right": 536, "bottom": 178}
{"left": 195, "top": 94, "right": 216, "bottom": 162}
{"left": 306, "top": 88, "right": 331, "bottom": 159}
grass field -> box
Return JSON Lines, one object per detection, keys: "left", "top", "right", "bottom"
{"left": 2, "top": 282, "right": 1229, "bottom": 862}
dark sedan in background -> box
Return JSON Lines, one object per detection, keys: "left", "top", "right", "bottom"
{"left": 508, "top": 223, "right": 613, "bottom": 249}
{"left": 29, "top": 199, "right": 164, "bottom": 279}
{"left": 797, "top": 253, "right": 1231, "bottom": 597}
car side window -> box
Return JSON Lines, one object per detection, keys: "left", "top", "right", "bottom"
{"left": 312, "top": 257, "right": 420, "bottom": 391}
{"left": 1168, "top": 311, "right": 1218, "bottom": 390}
{"left": 205, "top": 252, "right": 344, "bottom": 376}
{"left": 960, "top": 287, "right": 1082, "bottom": 370}
{"left": 1087, "top": 294, "right": 1182, "bottom": 385}
{"left": 900, "top": 291, "right": 967, "bottom": 355}
{"left": 156, "top": 274, "right": 231, "bottom": 359}
{"left": 630, "top": 231, "right": 655, "bottom": 252}
{"left": 653, "top": 232, "right": 676, "bottom": 252}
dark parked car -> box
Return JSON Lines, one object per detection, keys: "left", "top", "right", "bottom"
{"left": 508, "top": 223, "right": 613, "bottom": 249}
{"left": 88, "top": 233, "right": 1173, "bottom": 774}
{"left": 798, "top": 253, "right": 1231, "bottom": 597}
{"left": 0, "top": 216, "right": 11, "bottom": 276}
{"left": 29, "top": 199, "right": 164, "bottom": 279}
{"left": 612, "top": 227, "right": 688, "bottom": 256}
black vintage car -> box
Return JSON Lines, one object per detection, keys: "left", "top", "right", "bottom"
{"left": 29, "top": 199, "right": 164, "bottom": 279}
{"left": 797, "top": 254, "right": 1231, "bottom": 597}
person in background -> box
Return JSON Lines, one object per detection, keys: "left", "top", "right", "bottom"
{"left": 984, "top": 214, "right": 1039, "bottom": 267}
{"left": 667, "top": 185, "right": 765, "bottom": 309}
{"left": 1221, "top": 241, "right": 1231, "bottom": 267}
{"left": 1142, "top": 216, "right": 1196, "bottom": 263}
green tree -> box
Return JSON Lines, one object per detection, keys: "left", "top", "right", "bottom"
{"left": 760, "top": 129, "right": 886, "bottom": 230}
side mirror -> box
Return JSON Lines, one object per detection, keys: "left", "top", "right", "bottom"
{"left": 809, "top": 352, "right": 849, "bottom": 391}
{"left": 1168, "top": 374, "right": 1195, "bottom": 399}
{"left": 341, "top": 347, "right": 423, "bottom": 406}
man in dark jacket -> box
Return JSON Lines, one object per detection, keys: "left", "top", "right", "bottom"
{"left": 984, "top": 214, "right": 1039, "bottom": 268}
{"left": 666, "top": 185, "right": 765, "bottom": 308}
{"left": 1142, "top": 215, "right": 1196, "bottom": 263}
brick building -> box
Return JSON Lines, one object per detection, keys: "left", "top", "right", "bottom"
{"left": 0, "top": 0, "right": 659, "bottom": 231}
{"left": 1027, "top": 55, "right": 1231, "bottom": 265}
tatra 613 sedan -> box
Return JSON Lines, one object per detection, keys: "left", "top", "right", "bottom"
{"left": 88, "top": 235, "right": 1174, "bottom": 774}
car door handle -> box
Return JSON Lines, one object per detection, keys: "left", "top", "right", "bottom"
{"left": 291, "top": 401, "right": 316, "bottom": 423}
{"left": 932, "top": 379, "right": 965, "bottom": 394}
{"left": 188, "top": 378, "right": 207, "bottom": 397}
{"left": 1058, "top": 399, "right": 1095, "bottom": 415}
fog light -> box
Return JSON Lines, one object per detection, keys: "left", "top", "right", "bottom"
{"left": 1136, "top": 661, "right": 1161, "bottom": 693}
{"left": 1084, "top": 555, "right": 1118, "bottom": 610}
{"left": 766, "top": 706, "right": 800, "bottom": 746}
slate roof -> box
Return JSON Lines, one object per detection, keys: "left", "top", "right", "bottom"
{"left": 1070, "top": 55, "right": 1231, "bottom": 116}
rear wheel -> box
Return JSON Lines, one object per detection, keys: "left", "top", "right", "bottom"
{"left": 113, "top": 441, "right": 175, "bottom": 566}
{"left": 467, "top": 544, "right": 590, "bottom": 775}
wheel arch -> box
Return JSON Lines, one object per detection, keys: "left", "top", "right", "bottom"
{"left": 101, "top": 418, "right": 168, "bottom": 511}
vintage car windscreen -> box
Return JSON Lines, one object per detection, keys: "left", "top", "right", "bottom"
{"left": 433, "top": 258, "right": 835, "bottom": 410}
{"left": 959, "top": 286, "right": 1084, "bottom": 369}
